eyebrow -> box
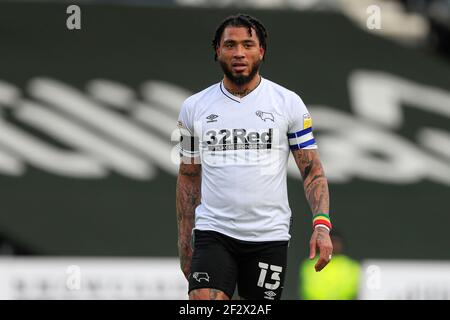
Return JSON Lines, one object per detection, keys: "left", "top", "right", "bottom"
{"left": 223, "top": 39, "right": 257, "bottom": 44}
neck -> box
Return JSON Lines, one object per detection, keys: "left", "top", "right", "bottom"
{"left": 223, "top": 74, "right": 261, "bottom": 98}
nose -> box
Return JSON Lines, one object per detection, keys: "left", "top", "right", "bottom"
{"left": 233, "top": 44, "right": 245, "bottom": 58}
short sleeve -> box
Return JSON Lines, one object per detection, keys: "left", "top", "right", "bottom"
{"left": 177, "top": 98, "right": 200, "bottom": 158}
{"left": 287, "top": 93, "right": 318, "bottom": 150}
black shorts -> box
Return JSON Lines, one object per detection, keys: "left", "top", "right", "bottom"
{"left": 188, "top": 229, "right": 289, "bottom": 300}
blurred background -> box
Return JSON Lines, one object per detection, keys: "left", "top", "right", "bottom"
{"left": 0, "top": 0, "right": 449, "bottom": 299}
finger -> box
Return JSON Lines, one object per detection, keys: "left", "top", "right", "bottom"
{"left": 314, "top": 257, "right": 327, "bottom": 272}
{"left": 315, "top": 248, "right": 332, "bottom": 272}
{"left": 309, "top": 239, "right": 316, "bottom": 259}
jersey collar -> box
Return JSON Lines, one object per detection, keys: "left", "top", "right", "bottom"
{"left": 220, "top": 76, "right": 264, "bottom": 103}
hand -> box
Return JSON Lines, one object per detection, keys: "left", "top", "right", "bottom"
{"left": 178, "top": 241, "right": 193, "bottom": 280}
{"left": 309, "top": 226, "right": 333, "bottom": 272}
{"left": 181, "top": 259, "right": 191, "bottom": 280}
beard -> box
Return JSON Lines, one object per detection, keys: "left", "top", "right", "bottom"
{"left": 219, "top": 59, "right": 261, "bottom": 86}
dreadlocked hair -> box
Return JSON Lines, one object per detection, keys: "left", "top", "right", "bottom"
{"left": 212, "top": 13, "right": 268, "bottom": 61}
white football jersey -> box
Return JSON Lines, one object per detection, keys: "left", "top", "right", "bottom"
{"left": 178, "top": 77, "right": 317, "bottom": 241}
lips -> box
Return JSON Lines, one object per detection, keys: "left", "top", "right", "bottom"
{"left": 232, "top": 62, "right": 247, "bottom": 72}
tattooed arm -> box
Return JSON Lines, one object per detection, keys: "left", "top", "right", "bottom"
{"left": 292, "top": 149, "right": 333, "bottom": 272}
{"left": 176, "top": 161, "right": 201, "bottom": 280}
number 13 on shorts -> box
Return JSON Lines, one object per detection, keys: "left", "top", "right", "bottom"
{"left": 257, "top": 262, "right": 283, "bottom": 290}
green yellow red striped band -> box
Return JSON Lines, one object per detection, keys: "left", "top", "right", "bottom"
{"left": 312, "top": 213, "right": 332, "bottom": 230}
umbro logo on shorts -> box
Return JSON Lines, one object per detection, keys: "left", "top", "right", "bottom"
{"left": 264, "top": 290, "right": 276, "bottom": 300}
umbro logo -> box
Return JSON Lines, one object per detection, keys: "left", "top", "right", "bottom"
{"left": 264, "top": 290, "right": 276, "bottom": 300}
{"left": 206, "top": 114, "right": 219, "bottom": 123}
{"left": 256, "top": 110, "right": 274, "bottom": 122}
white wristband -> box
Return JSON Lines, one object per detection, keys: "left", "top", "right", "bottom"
{"left": 314, "top": 224, "right": 330, "bottom": 232}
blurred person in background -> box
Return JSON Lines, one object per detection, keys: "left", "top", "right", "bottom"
{"left": 176, "top": 13, "right": 334, "bottom": 300}
{"left": 298, "top": 231, "right": 360, "bottom": 300}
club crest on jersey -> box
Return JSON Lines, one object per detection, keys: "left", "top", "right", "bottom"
{"left": 256, "top": 110, "right": 274, "bottom": 122}
{"left": 206, "top": 114, "right": 219, "bottom": 123}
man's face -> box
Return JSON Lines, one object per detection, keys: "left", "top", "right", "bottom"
{"left": 216, "top": 26, "right": 265, "bottom": 86}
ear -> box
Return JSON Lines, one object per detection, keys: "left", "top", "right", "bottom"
{"left": 216, "top": 45, "right": 221, "bottom": 59}
{"left": 259, "top": 46, "right": 265, "bottom": 60}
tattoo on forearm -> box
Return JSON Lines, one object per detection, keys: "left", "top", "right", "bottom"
{"left": 294, "top": 150, "right": 329, "bottom": 215}
{"left": 304, "top": 164, "right": 312, "bottom": 179}
{"left": 176, "top": 164, "right": 201, "bottom": 277}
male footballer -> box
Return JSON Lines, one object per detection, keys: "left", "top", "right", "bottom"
{"left": 176, "top": 13, "right": 333, "bottom": 300}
